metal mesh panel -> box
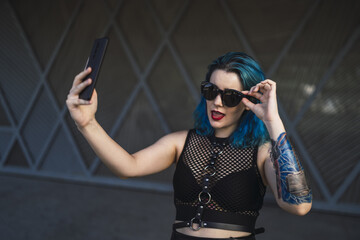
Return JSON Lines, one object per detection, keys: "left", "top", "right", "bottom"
{"left": 298, "top": 36, "right": 360, "bottom": 197}
{"left": 21, "top": 88, "right": 59, "bottom": 161}
{"left": 147, "top": 48, "right": 195, "bottom": 131}
{"left": 117, "top": 0, "right": 163, "bottom": 71}
{"left": 0, "top": 103, "right": 10, "bottom": 126}
{"left": 172, "top": 0, "right": 244, "bottom": 86}
{"left": 226, "top": 0, "right": 313, "bottom": 71}
{"left": 276, "top": 0, "right": 360, "bottom": 119}
{"left": 4, "top": 141, "right": 29, "bottom": 168}
{"left": 10, "top": 0, "right": 77, "bottom": 69}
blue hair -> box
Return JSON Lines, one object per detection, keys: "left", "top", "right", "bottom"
{"left": 193, "top": 52, "right": 270, "bottom": 148}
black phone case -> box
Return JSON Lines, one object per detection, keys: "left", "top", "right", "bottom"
{"left": 79, "top": 37, "right": 109, "bottom": 100}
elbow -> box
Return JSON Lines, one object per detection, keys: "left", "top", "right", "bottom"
{"left": 116, "top": 171, "right": 137, "bottom": 179}
{"left": 292, "top": 202, "right": 312, "bottom": 216}
{"left": 112, "top": 169, "right": 136, "bottom": 179}
{"left": 278, "top": 199, "right": 312, "bottom": 216}
{"left": 106, "top": 161, "right": 138, "bottom": 179}
{"left": 118, "top": 175, "right": 129, "bottom": 180}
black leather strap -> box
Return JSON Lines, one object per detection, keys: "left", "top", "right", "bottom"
{"left": 173, "top": 221, "right": 252, "bottom": 232}
{"left": 254, "top": 227, "right": 265, "bottom": 234}
{"left": 173, "top": 221, "right": 265, "bottom": 235}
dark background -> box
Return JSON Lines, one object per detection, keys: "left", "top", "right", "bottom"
{"left": 0, "top": 0, "right": 359, "bottom": 239}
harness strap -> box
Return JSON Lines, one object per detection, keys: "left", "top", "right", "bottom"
{"left": 173, "top": 221, "right": 264, "bottom": 234}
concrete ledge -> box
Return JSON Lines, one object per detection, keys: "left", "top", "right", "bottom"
{"left": 1, "top": 174, "right": 359, "bottom": 240}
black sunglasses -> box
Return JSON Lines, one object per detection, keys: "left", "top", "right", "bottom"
{"left": 201, "top": 81, "right": 257, "bottom": 107}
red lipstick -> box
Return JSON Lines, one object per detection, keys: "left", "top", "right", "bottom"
{"left": 211, "top": 110, "right": 225, "bottom": 121}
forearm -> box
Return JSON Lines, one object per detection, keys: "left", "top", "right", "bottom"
{"left": 263, "top": 115, "right": 285, "bottom": 139}
{"left": 264, "top": 116, "right": 312, "bottom": 206}
{"left": 78, "top": 120, "right": 137, "bottom": 178}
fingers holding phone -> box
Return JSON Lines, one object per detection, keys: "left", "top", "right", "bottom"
{"left": 73, "top": 67, "right": 92, "bottom": 89}
{"left": 68, "top": 69, "right": 92, "bottom": 100}
{"left": 66, "top": 68, "right": 98, "bottom": 129}
{"left": 69, "top": 67, "right": 93, "bottom": 101}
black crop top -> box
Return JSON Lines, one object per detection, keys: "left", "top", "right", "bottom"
{"left": 173, "top": 129, "right": 266, "bottom": 231}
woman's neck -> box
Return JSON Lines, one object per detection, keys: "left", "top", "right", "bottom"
{"left": 214, "top": 128, "right": 234, "bottom": 138}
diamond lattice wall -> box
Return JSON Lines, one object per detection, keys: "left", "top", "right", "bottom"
{"left": 0, "top": 0, "right": 359, "bottom": 215}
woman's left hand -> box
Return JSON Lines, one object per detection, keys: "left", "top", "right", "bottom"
{"left": 241, "top": 79, "right": 280, "bottom": 123}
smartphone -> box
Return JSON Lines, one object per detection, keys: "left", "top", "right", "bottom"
{"left": 79, "top": 37, "right": 109, "bottom": 100}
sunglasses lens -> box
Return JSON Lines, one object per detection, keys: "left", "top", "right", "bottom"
{"left": 223, "top": 91, "right": 242, "bottom": 107}
{"left": 202, "top": 83, "right": 218, "bottom": 100}
{"left": 201, "top": 82, "right": 244, "bottom": 107}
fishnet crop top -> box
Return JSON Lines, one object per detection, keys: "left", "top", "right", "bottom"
{"left": 173, "top": 129, "right": 266, "bottom": 230}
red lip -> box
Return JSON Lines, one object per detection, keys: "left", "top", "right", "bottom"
{"left": 211, "top": 110, "right": 225, "bottom": 121}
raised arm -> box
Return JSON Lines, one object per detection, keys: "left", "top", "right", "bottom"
{"left": 66, "top": 68, "right": 187, "bottom": 178}
{"left": 243, "top": 79, "right": 312, "bottom": 215}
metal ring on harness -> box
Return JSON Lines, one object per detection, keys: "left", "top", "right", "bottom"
{"left": 198, "top": 191, "right": 211, "bottom": 204}
{"left": 203, "top": 165, "right": 216, "bottom": 177}
{"left": 189, "top": 218, "right": 202, "bottom": 231}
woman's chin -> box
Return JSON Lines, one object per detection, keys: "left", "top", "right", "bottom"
{"left": 209, "top": 119, "right": 224, "bottom": 130}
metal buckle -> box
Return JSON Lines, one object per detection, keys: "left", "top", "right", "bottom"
{"left": 189, "top": 218, "right": 202, "bottom": 231}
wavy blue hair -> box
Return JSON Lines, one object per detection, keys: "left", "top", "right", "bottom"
{"left": 193, "top": 52, "right": 270, "bottom": 148}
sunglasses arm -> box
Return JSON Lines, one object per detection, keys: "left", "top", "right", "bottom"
{"left": 244, "top": 95, "right": 259, "bottom": 104}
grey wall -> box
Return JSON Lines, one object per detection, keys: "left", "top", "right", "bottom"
{"left": 0, "top": 0, "right": 359, "bottom": 215}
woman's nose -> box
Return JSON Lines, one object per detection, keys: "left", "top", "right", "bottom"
{"left": 213, "top": 93, "right": 223, "bottom": 106}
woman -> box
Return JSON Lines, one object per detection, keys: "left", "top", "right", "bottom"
{"left": 66, "top": 52, "right": 312, "bottom": 240}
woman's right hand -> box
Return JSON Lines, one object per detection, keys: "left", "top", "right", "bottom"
{"left": 66, "top": 67, "right": 98, "bottom": 129}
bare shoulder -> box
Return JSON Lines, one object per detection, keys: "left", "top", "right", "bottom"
{"left": 160, "top": 130, "right": 188, "bottom": 144}
{"left": 166, "top": 130, "right": 188, "bottom": 139}
{"left": 158, "top": 130, "right": 188, "bottom": 161}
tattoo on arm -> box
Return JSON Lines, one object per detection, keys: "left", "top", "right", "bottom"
{"left": 270, "top": 132, "right": 312, "bottom": 204}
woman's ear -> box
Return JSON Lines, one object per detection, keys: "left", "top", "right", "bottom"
{"left": 242, "top": 101, "right": 251, "bottom": 111}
